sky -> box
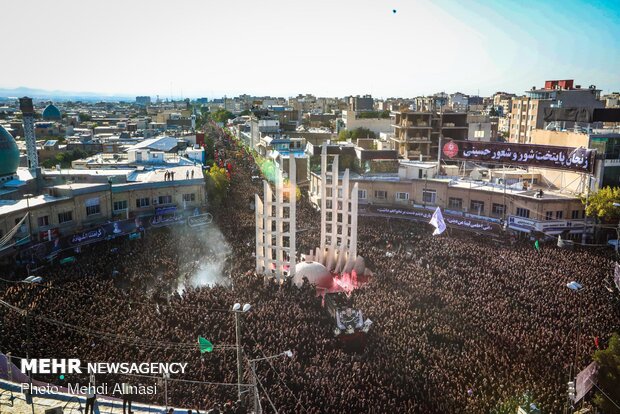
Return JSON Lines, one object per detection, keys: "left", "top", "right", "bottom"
{"left": 3, "top": 0, "right": 620, "bottom": 99}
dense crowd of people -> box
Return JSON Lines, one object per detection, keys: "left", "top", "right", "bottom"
{"left": 0, "top": 125, "right": 619, "bottom": 413}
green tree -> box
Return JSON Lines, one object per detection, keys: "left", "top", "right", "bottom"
{"left": 338, "top": 129, "right": 350, "bottom": 141}
{"left": 239, "top": 109, "right": 251, "bottom": 116}
{"left": 492, "top": 392, "right": 540, "bottom": 414}
{"left": 593, "top": 332, "right": 620, "bottom": 413}
{"left": 205, "top": 165, "right": 229, "bottom": 209}
{"left": 211, "top": 108, "right": 234, "bottom": 124}
{"left": 584, "top": 186, "right": 620, "bottom": 223}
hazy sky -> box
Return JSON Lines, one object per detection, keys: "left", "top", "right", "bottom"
{"left": 3, "top": 0, "right": 619, "bottom": 98}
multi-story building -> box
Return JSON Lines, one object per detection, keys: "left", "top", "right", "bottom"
{"left": 250, "top": 113, "right": 280, "bottom": 149}
{"left": 0, "top": 165, "right": 205, "bottom": 246}
{"left": 509, "top": 80, "right": 603, "bottom": 144}
{"left": 448, "top": 92, "right": 469, "bottom": 112}
{"left": 492, "top": 92, "right": 515, "bottom": 117}
{"left": 348, "top": 95, "right": 374, "bottom": 112}
{"left": 308, "top": 160, "right": 587, "bottom": 239}
{"left": 415, "top": 93, "right": 448, "bottom": 112}
{"left": 135, "top": 96, "right": 151, "bottom": 106}
{"left": 390, "top": 111, "right": 468, "bottom": 160}
{"left": 341, "top": 110, "right": 392, "bottom": 136}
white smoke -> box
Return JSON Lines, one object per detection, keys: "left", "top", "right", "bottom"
{"left": 177, "top": 223, "right": 232, "bottom": 294}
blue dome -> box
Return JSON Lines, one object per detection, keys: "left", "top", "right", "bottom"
{"left": 0, "top": 125, "right": 20, "bottom": 177}
{"left": 42, "top": 104, "right": 61, "bottom": 120}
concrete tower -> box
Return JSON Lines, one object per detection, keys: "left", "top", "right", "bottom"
{"left": 255, "top": 158, "right": 296, "bottom": 283}
{"left": 319, "top": 143, "right": 358, "bottom": 272}
{"left": 19, "top": 97, "right": 39, "bottom": 174}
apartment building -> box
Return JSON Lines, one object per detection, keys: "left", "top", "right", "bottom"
{"left": 509, "top": 80, "right": 604, "bottom": 144}
{"left": 390, "top": 111, "right": 467, "bottom": 160}
{"left": 492, "top": 92, "right": 516, "bottom": 116}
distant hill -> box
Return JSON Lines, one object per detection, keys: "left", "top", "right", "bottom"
{"left": 0, "top": 86, "right": 132, "bottom": 102}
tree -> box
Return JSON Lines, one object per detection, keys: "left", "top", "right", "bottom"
{"left": 593, "top": 332, "right": 620, "bottom": 414}
{"left": 42, "top": 148, "right": 89, "bottom": 169}
{"left": 492, "top": 392, "right": 540, "bottom": 414}
{"left": 338, "top": 127, "right": 376, "bottom": 141}
{"left": 205, "top": 165, "right": 229, "bottom": 209}
{"left": 211, "top": 108, "right": 234, "bottom": 124}
{"left": 584, "top": 186, "right": 620, "bottom": 223}
{"left": 239, "top": 109, "right": 251, "bottom": 116}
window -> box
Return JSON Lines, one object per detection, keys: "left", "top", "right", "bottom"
{"left": 358, "top": 189, "right": 367, "bottom": 200}
{"left": 545, "top": 211, "right": 553, "bottom": 220}
{"left": 374, "top": 191, "right": 387, "bottom": 200}
{"left": 136, "top": 197, "right": 150, "bottom": 208}
{"left": 396, "top": 192, "right": 409, "bottom": 201}
{"left": 86, "top": 204, "right": 101, "bottom": 216}
{"left": 448, "top": 197, "right": 462, "bottom": 210}
{"left": 571, "top": 210, "right": 581, "bottom": 219}
{"left": 58, "top": 211, "right": 73, "bottom": 223}
{"left": 183, "top": 193, "right": 196, "bottom": 202}
{"left": 492, "top": 203, "right": 506, "bottom": 216}
{"left": 555, "top": 210, "right": 563, "bottom": 219}
{"left": 113, "top": 200, "right": 128, "bottom": 212}
{"left": 422, "top": 190, "right": 436, "bottom": 204}
{"left": 470, "top": 200, "right": 485, "bottom": 214}
{"left": 158, "top": 195, "right": 173, "bottom": 205}
{"left": 85, "top": 197, "right": 101, "bottom": 216}
{"left": 516, "top": 207, "right": 530, "bottom": 218}
{"left": 37, "top": 216, "right": 49, "bottom": 227}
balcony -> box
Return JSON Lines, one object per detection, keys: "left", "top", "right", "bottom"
{"left": 392, "top": 121, "right": 431, "bottom": 129}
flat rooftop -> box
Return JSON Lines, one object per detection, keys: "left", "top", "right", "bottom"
{"left": 0, "top": 194, "right": 70, "bottom": 216}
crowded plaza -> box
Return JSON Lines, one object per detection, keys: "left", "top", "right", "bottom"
{"left": 0, "top": 126, "right": 619, "bottom": 414}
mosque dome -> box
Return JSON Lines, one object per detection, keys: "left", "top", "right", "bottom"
{"left": 293, "top": 260, "right": 333, "bottom": 288}
{"left": 42, "top": 104, "right": 61, "bottom": 120}
{"left": 0, "top": 125, "right": 20, "bottom": 177}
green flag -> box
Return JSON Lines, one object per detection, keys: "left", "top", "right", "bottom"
{"left": 534, "top": 240, "right": 540, "bottom": 252}
{"left": 198, "top": 336, "right": 213, "bottom": 353}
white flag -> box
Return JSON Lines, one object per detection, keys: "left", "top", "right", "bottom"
{"left": 429, "top": 207, "right": 446, "bottom": 235}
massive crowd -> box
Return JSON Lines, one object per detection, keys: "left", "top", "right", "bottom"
{"left": 0, "top": 126, "right": 619, "bottom": 413}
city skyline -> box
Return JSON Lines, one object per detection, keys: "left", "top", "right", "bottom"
{"left": 3, "top": 0, "right": 620, "bottom": 99}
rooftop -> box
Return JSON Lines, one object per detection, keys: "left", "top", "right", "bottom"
{"left": 0, "top": 194, "right": 70, "bottom": 216}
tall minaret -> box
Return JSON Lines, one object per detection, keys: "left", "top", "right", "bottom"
{"left": 19, "top": 97, "right": 38, "bottom": 175}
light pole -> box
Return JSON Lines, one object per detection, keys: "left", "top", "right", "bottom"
{"left": 108, "top": 177, "right": 114, "bottom": 220}
{"left": 232, "top": 302, "right": 251, "bottom": 401}
{"left": 24, "top": 193, "right": 34, "bottom": 242}
{"left": 565, "top": 280, "right": 584, "bottom": 412}
{"left": 248, "top": 351, "right": 293, "bottom": 414}
{"left": 612, "top": 202, "right": 620, "bottom": 256}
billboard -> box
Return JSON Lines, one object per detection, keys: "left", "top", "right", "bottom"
{"left": 441, "top": 140, "right": 595, "bottom": 173}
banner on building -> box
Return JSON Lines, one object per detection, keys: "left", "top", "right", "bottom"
{"left": 440, "top": 140, "right": 595, "bottom": 173}
{"left": 371, "top": 206, "right": 502, "bottom": 233}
